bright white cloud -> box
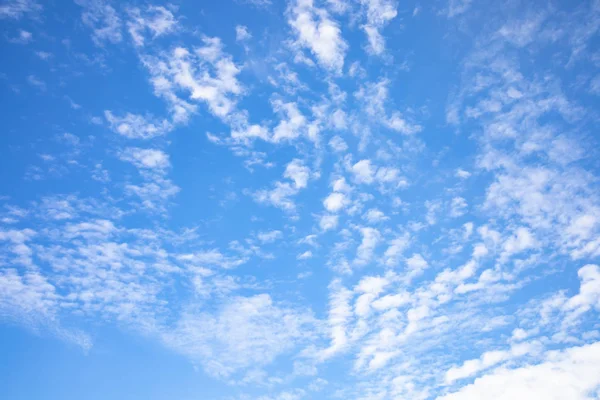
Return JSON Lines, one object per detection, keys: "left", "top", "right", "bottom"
{"left": 119, "top": 148, "right": 170, "bottom": 170}
{"left": 284, "top": 159, "right": 310, "bottom": 189}
{"left": 438, "top": 341, "right": 600, "bottom": 400}
{"left": 323, "top": 192, "right": 347, "bottom": 213}
{"left": 359, "top": 0, "right": 397, "bottom": 55}
{"left": 288, "top": 0, "right": 348, "bottom": 72}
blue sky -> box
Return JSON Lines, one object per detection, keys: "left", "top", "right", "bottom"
{"left": 1, "top": 0, "right": 600, "bottom": 399}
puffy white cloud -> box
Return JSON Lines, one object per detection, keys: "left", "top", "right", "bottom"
{"left": 288, "top": 0, "right": 347, "bottom": 72}
{"left": 140, "top": 37, "right": 242, "bottom": 123}
{"left": 253, "top": 159, "right": 311, "bottom": 211}
{"left": 119, "top": 148, "right": 170, "bottom": 170}
{"left": 253, "top": 182, "right": 298, "bottom": 211}
{"left": 272, "top": 100, "right": 307, "bottom": 142}
{"left": 438, "top": 341, "right": 600, "bottom": 400}
{"left": 445, "top": 341, "right": 542, "bottom": 384}
{"left": 501, "top": 227, "right": 538, "bottom": 260}
{"left": 350, "top": 159, "right": 408, "bottom": 189}
{"left": 455, "top": 169, "right": 472, "bottom": 179}
{"left": 355, "top": 227, "right": 381, "bottom": 265}
{"left": 319, "top": 214, "right": 339, "bottom": 231}
{"left": 563, "top": 264, "right": 600, "bottom": 318}
{"left": 352, "top": 160, "right": 375, "bottom": 184}
{"left": 323, "top": 192, "right": 347, "bottom": 213}
{"left": 383, "top": 233, "right": 410, "bottom": 266}
{"left": 329, "top": 135, "right": 348, "bottom": 152}
{"left": 406, "top": 253, "right": 429, "bottom": 277}
{"left": 363, "top": 208, "right": 388, "bottom": 223}
{"left": 284, "top": 159, "right": 310, "bottom": 189}
{"left": 450, "top": 197, "right": 468, "bottom": 217}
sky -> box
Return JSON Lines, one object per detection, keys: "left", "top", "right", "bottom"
{"left": 1, "top": 0, "right": 600, "bottom": 399}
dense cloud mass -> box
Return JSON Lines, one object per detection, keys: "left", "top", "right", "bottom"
{"left": 1, "top": 0, "right": 600, "bottom": 399}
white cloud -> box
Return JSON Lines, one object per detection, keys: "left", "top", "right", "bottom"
{"left": 591, "top": 75, "right": 600, "bottom": 95}
{"left": 438, "top": 341, "right": 600, "bottom": 400}
{"left": 444, "top": 341, "right": 542, "bottom": 384}
{"left": 501, "top": 227, "right": 537, "bottom": 260}
{"left": 140, "top": 37, "right": 242, "bottom": 123}
{"left": 161, "top": 294, "right": 313, "bottom": 378}
{"left": 355, "top": 79, "right": 422, "bottom": 135}
{"left": 35, "top": 51, "right": 52, "bottom": 60}
{"left": 406, "top": 253, "right": 429, "bottom": 278}
{"left": 319, "top": 279, "right": 353, "bottom": 360}
{"left": 125, "top": 177, "right": 180, "bottom": 211}
{"left": 9, "top": 29, "right": 33, "bottom": 44}
{"left": 235, "top": 25, "right": 252, "bottom": 41}
{"left": 297, "top": 250, "right": 313, "bottom": 260}
{"left": 253, "top": 182, "right": 298, "bottom": 212}
{"left": 288, "top": 0, "right": 348, "bottom": 73}
{"left": 178, "top": 249, "right": 247, "bottom": 269}
{"left": 386, "top": 112, "right": 423, "bottom": 135}
{"left": 563, "top": 264, "right": 600, "bottom": 319}
{"left": 105, "top": 111, "right": 173, "bottom": 139}
{"left": 27, "top": 74, "right": 45, "bottom": 90}
{"left": 127, "top": 5, "right": 178, "bottom": 47}
{"left": 253, "top": 158, "right": 312, "bottom": 211}
{"left": 352, "top": 160, "right": 375, "bottom": 184}
{"left": 319, "top": 214, "right": 339, "bottom": 231}
{"left": 161, "top": 294, "right": 311, "bottom": 377}
{"left": 284, "top": 159, "right": 310, "bottom": 189}
{"left": 497, "top": 14, "right": 545, "bottom": 48}
{"left": 329, "top": 135, "right": 348, "bottom": 152}
{"left": 324, "top": 192, "right": 347, "bottom": 213}
{"left": 359, "top": 0, "right": 398, "bottom": 55}
{"left": 272, "top": 100, "right": 307, "bottom": 142}
{"left": 383, "top": 233, "right": 410, "bottom": 266}
{"left": 425, "top": 200, "right": 441, "bottom": 225}
{"left": 0, "top": 0, "right": 41, "bottom": 19}
{"left": 455, "top": 169, "right": 472, "bottom": 179}
{"left": 363, "top": 208, "right": 388, "bottom": 223}
{"left": 330, "top": 109, "right": 347, "bottom": 130}
{"left": 119, "top": 148, "right": 170, "bottom": 170}
{"left": 445, "top": 0, "right": 473, "bottom": 18}
{"left": 450, "top": 197, "right": 468, "bottom": 217}
{"left": 257, "top": 230, "right": 283, "bottom": 243}
{"left": 355, "top": 227, "right": 381, "bottom": 265}
{"left": 76, "top": 0, "right": 122, "bottom": 45}
{"left": 332, "top": 177, "right": 351, "bottom": 193}
{"left": 239, "top": 0, "right": 272, "bottom": 6}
